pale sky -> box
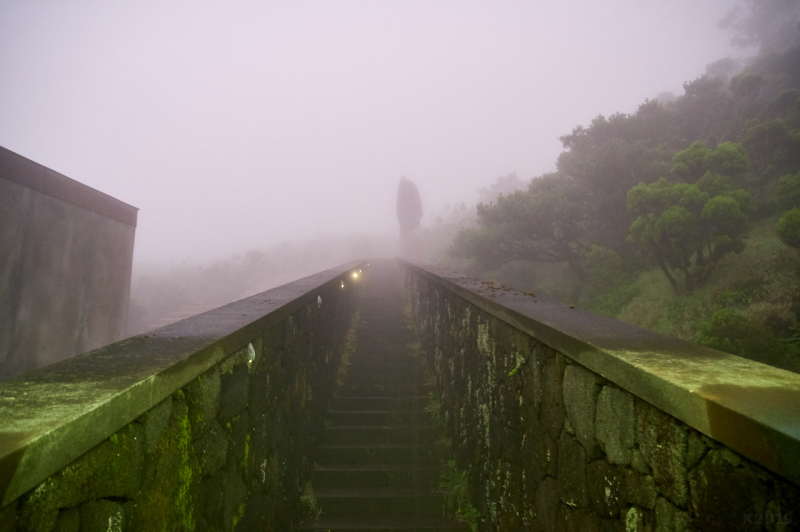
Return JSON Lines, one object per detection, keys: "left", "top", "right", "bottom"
{"left": 0, "top": 1, "right": 741, "bottom": 263}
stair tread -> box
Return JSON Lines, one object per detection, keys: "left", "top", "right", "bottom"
{"left": 319, "top": 442, "right": 441, "bottom": 449}
{"left": 315, "top": 463, "right": 441, "bottom": 471}
{"left": 315, "top": 487, "right": 445, "bottom": 497}
{"left": 300, "top": 515, "right": 468, "bottom": 530}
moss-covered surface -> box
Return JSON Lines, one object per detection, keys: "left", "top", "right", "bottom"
{"left": 2, "top": 266, "right": 359, "bottom": 531}
{"left": 407, "top": 267, "right": 800, "bottom": 531}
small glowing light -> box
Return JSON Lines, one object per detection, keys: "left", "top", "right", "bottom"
{"left": 341, "top": 281, "right": 344, "bottom": 289}
{"left": 359, "top": 269, "right": 362, "bottom": 273}
{"left": 352, "top": 272, "right": 359, "bottom": 279}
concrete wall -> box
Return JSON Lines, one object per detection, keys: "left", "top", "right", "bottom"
{"left": 404, "top": 261, "right": 800, "bottom": 532}
{"left": 0, "top": 262, "right": 362, "bottom": 531}
{"left": 0, "top": 146, "right": 138, "bottom": 381}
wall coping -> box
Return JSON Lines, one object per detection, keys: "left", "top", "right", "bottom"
{"left": 0, "top": 146, "right": 138, "bottom": 227}
{"left": 0, "top": 260, "right": 364, "bottom": 508}
{"left": 401, "top": 260, "right": 800, "bottom": 488}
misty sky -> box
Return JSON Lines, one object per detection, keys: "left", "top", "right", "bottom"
{"left": 0, "top": 1, "right": 742, "bottom": 263}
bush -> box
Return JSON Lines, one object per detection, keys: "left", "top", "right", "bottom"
{"left": 697, "top": 308, "right": 786, "bottom": 367}
{"left": 776, "top": 208, "right": 800, "bottom": 250}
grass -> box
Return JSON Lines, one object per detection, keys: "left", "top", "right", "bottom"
{"left": 584, "top": 219, "right": 800, "bottom": 372}
{"left": 439, "top": 459, "right": 480, "bottom": 532}
{"left": 479, "top": 217, "right": 800, "bottom": 373}
{"left": 425, "top": 396, "right": 444, "bottom": 428}
{"left": 300, "top": 482, "right": 322, "bottom": 520}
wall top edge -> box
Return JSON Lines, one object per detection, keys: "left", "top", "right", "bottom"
{"left": 0, "top": 259, "right": 365, "bottom": 507}
{"left": 0, "top": 146, "right": 138, "bottom": 227}
{"left": 400, "top": 259, "right": 800, "bottom": 489}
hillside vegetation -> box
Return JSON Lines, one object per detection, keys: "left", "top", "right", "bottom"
{"left": 447, "top": 6, "right": 800, "bottom": 373}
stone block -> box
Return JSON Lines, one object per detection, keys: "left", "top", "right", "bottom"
{"left": 219, "top": 364, "right": 250, "bottom": 424}
{"left": 586, "top": 460, "right": 623, "bottom": 518}
{"left": 685, "top": 429, "right": 709, "bottom": 471}
{"left": 563, "top": 365, "right": 603, "bottom": 456}
{"left": 622, "top": 506, "right": 655, "bottom": 532}
{"left": 0, "top": 500, "right": 17, "bottom": 532}
{"left": 595, "top": 386, "right": 634, "bottom": 466}
{"left": 558, "top": 433, "right": 590, "bottom": 508}
{"left": 557, "top": 505, "right": 601, "bottom": 532}
{"left": 126, "top": 392, "right": 200, "bottom": 532}
{"left": 222, "top": 460, "right": 248, "bottom": 532}
{"left": 227, "top": 411, "right": 250, "bottom": 473}
{"left": 624, "top": 470, "right": 657, "bottom": 510}
{"left": 636, "top": 400, "right": 688, "bottom": 508}
{"left": 17, "top": 423, "right": 143, "bottom": 531}
{"left": 53, "top": 506, "right": 79, "bottom": 532}
{"left": 185, "top": 367, "right": 221, "bottom": 440}
{"left": 196, "top": 468, "right": 226, "bottom": 530}
{"left": 79, "top": 499, "right": 124, "bottom": 531}
{"left": 688, "top": 449, "right": 769, "bottom": 531}
{"left": 195, "top": 420, "right": 228, "bottom": 478}
{"left": 654, "top": 497, "right": 691, "bottom": 532}
{"left": 523, "top": 424, "right": 559, "bottom": 483}
{"left": 141, "top": 397, "right": 173, "bottom": 454}
{"left": 541, "top": 355, "right": 566, "bottom": 441}
{"left": 533, "top": 477, "right": 560, "bottom": 532}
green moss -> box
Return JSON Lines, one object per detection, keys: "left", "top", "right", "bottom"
{"left": 175, "top": 410, "right": 196, "bottom": 531}
{"left": 240, "top": 435, "right": 250, "bottom": 471}
{"left": 231, "top": 503, "right": 245, "bottom": 530}
{"left": 109, "top": 434, "right": 118, "bottom": 445}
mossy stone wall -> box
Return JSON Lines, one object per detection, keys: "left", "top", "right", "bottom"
{"left": 0, "top": 284, "right": 355, "bottom": 532}
{"left": 407, "top": 272, "right": 800, "bottom": 532}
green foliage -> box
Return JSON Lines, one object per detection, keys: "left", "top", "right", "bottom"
{"left": 719, "top": 0, "right": 800, "bottom": 53}
{"left": 583, "top": 245, "right": 623, "bottom": 288}
{"left": 777, "top": 172, "right": 800, "bottom": 210}
{"left": 425, "top": 397, "right": 444, "bottom": 428}
{"left": 670, "top": 141, "right": 749, "bottom": 185}
{"left": 439, "top": 460, "right": 480, "bottom": 532}
{"left": 300, "top": 482, "right": 322, "bottom": 519}
{"left": 697, "top": 308, "right": 786, "bottom": 364}
{"left": 450, "top": 174, "right": 594, "bottom": 300}
{"left": 776, "top": 208, "right": 800, "bottom": 250}
{"left": 743, "top": 119, "right": 800, "bottom": 185}
{"left": 627, "top": 174, "right": 750, "bottom": 292}
{"left": 446, "top": 40, "right": 800, "bottom": 373}
{"left": 730, "top": 72, "right": 767, "bottom": 101}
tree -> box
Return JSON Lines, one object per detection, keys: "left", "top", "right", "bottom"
{"left": 450, "top": 174, "right": 594, "bottom": 300}
{"left": 776, "top": 208, "right": 800, "bottom": 249}
{"left": 719, "top": 0, "right": 800, "bottom": 54}
{"left": 476, "top": 173, "right": 527, "bottom": 205}
{"left": 627, "top": 174, "right": 751, "bottom": 292}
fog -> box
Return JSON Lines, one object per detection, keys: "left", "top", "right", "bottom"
{"left": 0, "top": 1, "right": 740, "bottom": 265}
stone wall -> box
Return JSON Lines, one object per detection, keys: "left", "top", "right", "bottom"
{"left": 0, "top": 146, "right": 138, "bottom": 381}
{"left": 0, "top": 262, "right": 362, "bottom": 532}
{"left": 405, "top": 263, "right": 800, "bottom": 532}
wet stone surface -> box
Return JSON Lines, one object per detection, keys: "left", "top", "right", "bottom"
{"left": 3, "top": 277, "right": 355, "bottom": 532}
{"left": 407, "top": 268, "right": 800, "bottom": 531}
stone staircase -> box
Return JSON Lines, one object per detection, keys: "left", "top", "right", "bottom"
{"left": 300, "top": 262, "right": 468, "bottom": 532}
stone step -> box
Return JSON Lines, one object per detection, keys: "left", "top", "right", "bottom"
{"left": 346, "top": 364, "right": 420, "bottom": 377}
{"left": 349, "top": 355, "right": 419, "bottom": 365}
{"left": 327, "top": 410, "right": 432, "bottom": 426}
{"left": 299, "top": 515, "right": 469, "bottom": 531}
{"left": 331, "top": 396, "right": 430, "bottom": 411}
{"left": 335, "top": 384, "right": 433, "bottom": 397}
{"left": 311, "top": 487, "right": 446, "bottom": 516}
{"left": 340, "top": 372, "right": 419, "bottom": 386}
{"left": 316, "top": 443, "right": 445, "bottom": 464}
{"left": 320, "top": 425, "right": 439, "bottom": 444}
{"left": 313, "top": 463, "right": 441, "bottom": 488}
